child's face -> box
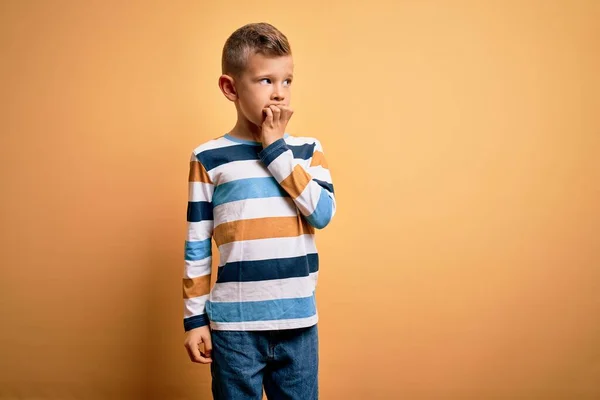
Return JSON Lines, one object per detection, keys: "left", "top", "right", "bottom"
{"left": 235, "top": 52, "right": 294, "bottom": 128}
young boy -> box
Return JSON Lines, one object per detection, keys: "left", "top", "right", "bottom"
{"left": 182, "top": 22, "right": 336, "bottom": 399}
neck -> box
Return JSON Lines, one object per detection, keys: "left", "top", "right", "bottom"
{"left": 228, "top": 108, "right": 262, "bottom": 143}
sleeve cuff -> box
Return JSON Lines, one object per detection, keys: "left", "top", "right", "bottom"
{"left": 258, "top": 138, "right": 289, "bottom": 167}
{"left": 184, "top": 314, "right": 209, "bottom": 331}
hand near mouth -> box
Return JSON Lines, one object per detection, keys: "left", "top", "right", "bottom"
{"left": 260, "top": 104, "right": 293, "bottom": 148}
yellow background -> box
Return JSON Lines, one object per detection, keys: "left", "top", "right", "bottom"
{"left": 1, "top": 1, "right": 599, "bottom": 399}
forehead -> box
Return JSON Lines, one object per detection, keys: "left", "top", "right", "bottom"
{"left": 245, "top": 52, "right": 294, "bottom": 76}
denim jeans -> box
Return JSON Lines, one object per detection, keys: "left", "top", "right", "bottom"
{"left": 210, "top": 324, "right": 319, "bottom": 400}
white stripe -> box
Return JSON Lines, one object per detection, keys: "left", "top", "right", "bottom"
{"left": 328, "top": 190, "right": 337, "bottom": 218}
{"left": 188, "top": 182, "right": 214, "bottom": 202}
{"left": 217, "top": 234, "right": 316, "bottom": 265}
{"left": 211, "top": 158, "right": 306, "bottom": 185}
{"left": 211, "top": 159, "right": 269, "bottom": 183}
{"left": 187, "top": 220, "right": 213, "bottom": 241}
{"left": 307, "top": 165, "right": 332, "bottom": 184}
{"left": 183, "top": 294, "right": 210, "bottom": 318}
{"left": 213, "top": 197, "right": 298, "bottom": 227}
{"left": 294, "top": 181, "right": 321, "bottom": 216}
{"left": 210, "top": 272, "right": 318, "bottom": 302}
{"left": 268, "top": 150, "right": 295, "bottom": 183}
{"left": 193, "top": 136, "right": 237, "bottom": 154}
{"left": 284, "top": 135, "right": 317, "bottom": 147}
{"left": 314, "top": 139, "right": 324, "bottom": 152}
{"left": 184, "top": 258, "right": 212, "bottom": 279}
{"left": 209, "top": 314, "right": 318, "bottom": 331}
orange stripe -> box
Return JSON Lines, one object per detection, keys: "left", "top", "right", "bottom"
{"left": 310, "top": 151, "right": 328, "bottom": 168}
{"left": 214, "top": 216, "right": 315, "bottom": 246}
{"left": 183, "top": 275, "right": 211, "bottom": 299}
{"left": 280, "top": 164, "right": 311, "bottom": 199}
{"left": 189, "top": 160, "right": 212, "bottom": 183}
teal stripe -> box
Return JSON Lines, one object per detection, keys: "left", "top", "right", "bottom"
{"left": 206, "top": 292, "right": 316, "bottom": 322}
{"left": 212, "top": 177, "right": 289, "bottom": 207}
{"left": 185, "top": 239, "right": 212, "bottom": 261}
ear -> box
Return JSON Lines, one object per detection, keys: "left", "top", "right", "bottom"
{"left": 218, "top": 75, "right": 238, "bottom": 101}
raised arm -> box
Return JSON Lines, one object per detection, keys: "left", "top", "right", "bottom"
{"left": 258, "top": 138, "right": 336, "bottom": 229}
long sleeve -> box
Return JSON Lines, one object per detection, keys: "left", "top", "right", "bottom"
{"left": 183, "top": 152, "right": 214, "bottom": 331}
{"left": 258, "top": 138, "right": 336, "bottom": 229}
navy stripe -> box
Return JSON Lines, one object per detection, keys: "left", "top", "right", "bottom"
{"left": 183, "top": 313, "right": 209, "bottom": 331}
{"left": 216, "top": 253, "right": 319, "bottom": 283}
{"left": 198, "top": 144, "right": 260, "bottom": 171}
{"left": 258, "top": 138, "right": 288, "bottom": 166}
{"left": 289, "top": 142, "right": 316, "bottom": 160}
{"left": 313, "top": 178, "right": 334, "bottom": 194}
{"left": 187, "top": 201, "right": 213, "bottom": 222}
{"left": 199, "top": 139, "right": 317, "bottom": 171}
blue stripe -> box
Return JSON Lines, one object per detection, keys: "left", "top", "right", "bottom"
{"left": 212, "top": 177, "right": 289, "bottom": 207}
{"left": 185, "top": 239, "right": 212, "bottom": 261}
{"left": 206, "top": 293, "right": 316, "bottom": 323}
{"left": 313, "top": 178, "right": 334, "bottom": 194}
{"left": 187, "top": 201, "right": 213, "bottom": 222}
{"left": 306, "top": 188, "right": 334, "bottom": 229}
{"left": 183, "top": 313, "right": 209, "bottom": 331}
{"left": 224, "top": 133, "right": 262, "bottom": 146}
{"left": 216, "top": 253, "right": 319, "bottom": 283}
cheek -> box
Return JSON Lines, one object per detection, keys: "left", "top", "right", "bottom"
{"left": 240, "top": 99, "right": 264, "bottom": 124}
{"left": 238, "top": 87, "right": 269, "bottom": 123}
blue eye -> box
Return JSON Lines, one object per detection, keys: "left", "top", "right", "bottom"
{"left": 260, "top": 78, "right": 271, "bottom": 84}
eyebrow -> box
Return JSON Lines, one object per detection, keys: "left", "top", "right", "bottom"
{"left": 254, "top": 72, "right": 294, "bottom": 79}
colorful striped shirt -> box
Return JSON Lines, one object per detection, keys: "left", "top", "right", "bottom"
{"left": 183, "top": 132, "right": 336, "bottom": 331}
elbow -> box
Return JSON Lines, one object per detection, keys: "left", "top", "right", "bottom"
{"left": 306, "top": 209, "right": 334, "bottom": 230}
{"left": 306, "top": 190, "right": 336, "bottom": 229}
{"left": 311, "top": 219, "right": 330, "bottom": 230}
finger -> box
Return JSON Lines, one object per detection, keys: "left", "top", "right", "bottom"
{"left": 263, "top": 107, "right": 273, "bottom": 124}
{"left": 185, "top": 341, "right": 212, "bottom": 364}
{"left": 203, "top": 332, "right": 213, "bottom": 359}
{"left": 184, "top": 342, "right": 201, "bottom": 363}
{"left": 195, "top": 344, "right": 213, "bottom": 364}
{"left": 281, "top": 106, "right": 293, "bottom": 121}
{"left": 269, "top": 105, "right": 281, "bottom": 123}
{"left": 198, "top": 351, "right": 213, "bottom": 364}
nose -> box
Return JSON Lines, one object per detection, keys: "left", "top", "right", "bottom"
{"left": 271, "top": 83, "right": 285, "bottom": 102}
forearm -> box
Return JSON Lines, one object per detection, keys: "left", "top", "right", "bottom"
{"left": 259, "top": 138, "right": 336, "bottom": 229}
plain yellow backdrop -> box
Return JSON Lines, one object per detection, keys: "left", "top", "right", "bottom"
{"left": 1, "top": 0, "right": 599, "bottom": 399}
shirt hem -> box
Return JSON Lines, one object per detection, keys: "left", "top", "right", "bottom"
{"left": 209, "top": 314, "right": 318, "bottom": 331}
